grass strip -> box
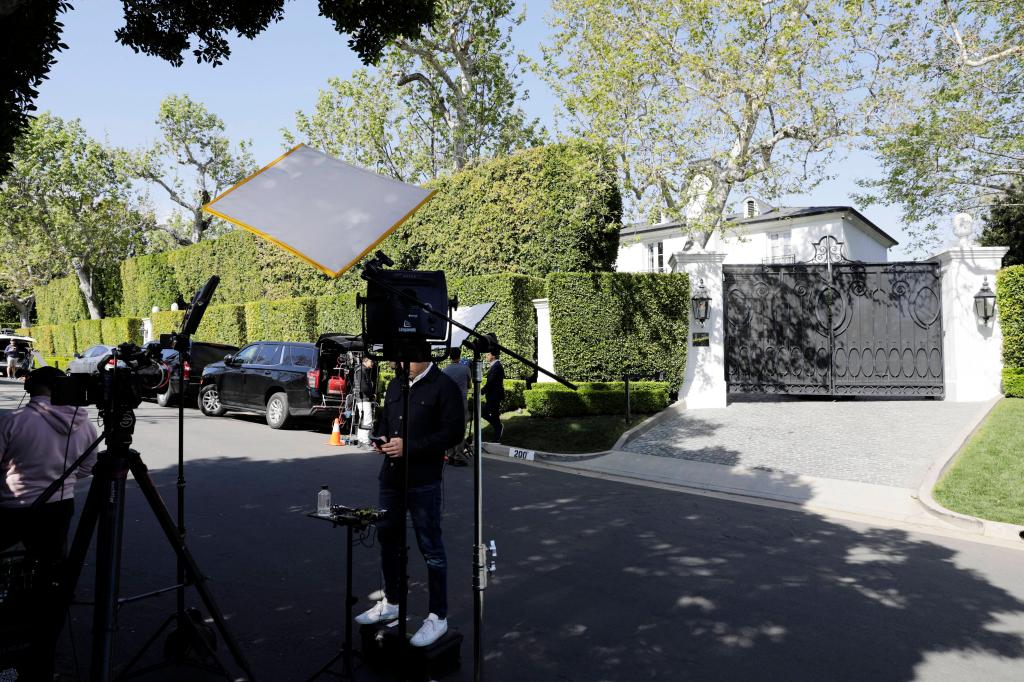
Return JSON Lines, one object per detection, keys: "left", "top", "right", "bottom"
{"left": 933, "top": 398, "right": 1024, "bottom": 526}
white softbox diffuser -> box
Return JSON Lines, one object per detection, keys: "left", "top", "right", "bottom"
{"left": 203, "top": 144, "right": 435, "bottom": 277}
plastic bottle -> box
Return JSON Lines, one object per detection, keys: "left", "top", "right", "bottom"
{"left": 317, "top": 486, "right": 332, "bottom": 517}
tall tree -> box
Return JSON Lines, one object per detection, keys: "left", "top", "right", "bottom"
{"left": 859, "top": 0, "right": 1024, "bottom": 248}
{"left": 288, "top": 0, "right": 543, "bottom": 180}
{"left": 979, "top": 181, "right": 1024, "bottom": 266}
{"left": 128, "top": 94, "right": 255, "bottom": 245}
{"left": 1, "top": 0, "right": 435, "bottom": 179}
{"left": 0, "top": 113, "right": 152, "bottom": 318}
{"left": 0, "top": 205, "right": 62, "bottom": 327}
{"left": 544, "top": 0, "right": 873, "bottom": 243}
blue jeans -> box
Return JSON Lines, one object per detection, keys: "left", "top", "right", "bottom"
{"left": 378, "top": 481, "right": 447, "bottom": 618}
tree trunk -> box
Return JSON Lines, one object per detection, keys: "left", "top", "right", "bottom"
{"left": 12, "top": 297, "right": 33, "bottom": 328}
{"left": 191, "top": 207, "right": 204, "bottom": 244}
{"left": 699, "top": 178, "right": 735, "bottom": 248}
{"left": 73, "top": 261, "right": 102, "bottom": 319}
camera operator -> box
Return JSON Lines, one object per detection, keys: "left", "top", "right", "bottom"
{"left": 353, "top": 355, "right": 377, "bottom": 445}
{"left": 355, "top": 358, "right": 464, "bottom": 648}
{"left": 0, "top": 367, "right": 97, "bottom": 559}
{"left": 0, "top": 366, "right": 98, "bottom": 679}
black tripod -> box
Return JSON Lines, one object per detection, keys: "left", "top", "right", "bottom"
{"left": 38, "top": 394, "right": 254, "bottom": 681}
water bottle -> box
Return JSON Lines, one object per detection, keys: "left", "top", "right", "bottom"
{"left": 317, "top": 486, "right": 331, "bottom": 517}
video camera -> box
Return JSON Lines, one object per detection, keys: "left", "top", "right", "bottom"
{"left": 50, "top": 342, "right": 169, "bottom": 409}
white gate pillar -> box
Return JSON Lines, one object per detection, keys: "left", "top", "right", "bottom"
{"left": 672, "top": 250, "right": 728, "bottom": 408}
{"left": 533, "top": 298, "right": 556, "bottom": 383}
{"left": 929, "top": 246, "right": 1009, "bottom": 401}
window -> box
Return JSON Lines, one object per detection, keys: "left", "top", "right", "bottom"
{"left": 234, "top": 344, "right": 261, "bottom": 364}
{"left": 647, "top": 241, "right": 665, "bottom": 273}
{"left": 769, "top": 231, "right": 792, "bottom": 262}
{"left": 255, "top": 343, "right": 284, "bottom": 366}
{"left": 286, "top": 346, "right": 315, "bottom": 367}
{"left": 746, "top": 199, "right": 756, "bottom": 218}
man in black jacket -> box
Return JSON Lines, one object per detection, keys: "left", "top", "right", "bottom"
{"left": 482, "top": 348, "right": 505, "bottom": 442}
{"left": 355, "top": 359, "right": 465, "bottom": 648}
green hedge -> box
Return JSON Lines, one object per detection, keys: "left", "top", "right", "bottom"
{"left": 524, "top": 381, "right": 670, "bottom": 417}
{"left": 998, "top": 266, "right": 1024, "bottom": 370}
{"left": 547, "top": 272, "right": 689, "bottom": 389}
{"left": 42, "top": 356, "right": 74, "bottom": 370}
{"left": 31, "top": 325, "right": 56, "bottom": 356}
{"left": 315, "top": 293, "right": 362, "bottom": 337}
{"left": 151, "top": 311, "right": 186, "bottom": 337}
{"left": 52, "top": 323, "right": 76, "bottom": 357}
{"left": 193, "top": 304, "right": 246, "bottom": 347}
{"left": 501, "top": 379, "right": 527, "bottom": 412}
{"left": 74, "top": 319, "right": 103, "bottom": 349}
{"left": 450, "top": 274, "right": 545, "bottom": 380}
{"left": 395, "top": 141, "right": 622, "bottom": 277}
{"left": 100, "top": 317, "right": 143, "bottom": 346}
{"left": 244, "top": 297, "right": 317, "bottom": 343}
{"left": 1004, "top": 367, "right": 1024, "bottom": 398}
{"left": 36, "top": 276, "right": 88, "bottom": 326}
{"left": 120, "top": 253, "right": 178, "bottom": 318}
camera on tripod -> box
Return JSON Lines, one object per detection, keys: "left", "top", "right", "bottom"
{"left": 49, "top": 342, "right": 169, "bottom": 409}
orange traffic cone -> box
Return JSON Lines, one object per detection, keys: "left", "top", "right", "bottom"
{"left": 326, "top": 418, "right": 343, "bottom": 446}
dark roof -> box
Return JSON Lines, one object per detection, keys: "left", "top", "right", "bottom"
{"left": 620, "top": 205, "right": 898, "bottom": 247}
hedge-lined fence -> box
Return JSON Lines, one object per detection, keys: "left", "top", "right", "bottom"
{"left": 547, "top": 272, "right": 690, "bottom": 390}
{"left": 524, "top": 381, "right": 670, "bottom": 417}
{"left": 999, "top": 265, "right": 1024, "bottom": 397}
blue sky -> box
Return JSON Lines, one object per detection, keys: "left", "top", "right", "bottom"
{"left": 35, "top": 0, "right": 920, "bottom": 258}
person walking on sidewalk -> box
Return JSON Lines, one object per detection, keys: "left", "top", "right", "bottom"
{"left": 482, "top": 347, "right": 505, "bottom": 442}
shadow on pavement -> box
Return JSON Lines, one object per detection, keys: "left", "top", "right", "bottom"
{"left": 54, "top": 452, "right": 1024, "bottom": 681}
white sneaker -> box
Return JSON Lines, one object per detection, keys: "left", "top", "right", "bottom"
{"left": 410, "top": 613, "right": 448, "bottom": 647}
{"left": 355, "top": 598, "right": 399, "bottom": 624}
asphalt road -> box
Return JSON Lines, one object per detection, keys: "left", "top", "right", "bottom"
{"left": 3, "top": 383, "right": 1024, "bottom": 681}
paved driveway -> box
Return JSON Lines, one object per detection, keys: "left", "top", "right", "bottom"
{"left": 624, "top": 399, "right": 993, "bottom": 488}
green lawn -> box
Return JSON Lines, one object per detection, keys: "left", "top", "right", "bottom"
{"left": 486, "top": 410, "right": 640, "bottom": 454}
{"left": 933, "top": 398, "right": 1024, "bottom": 525}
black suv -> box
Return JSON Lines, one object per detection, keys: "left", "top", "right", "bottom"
{"left": 149, "top": 340, "right": 239, "bottom": 408}
{"left": 197, "top": 335, "right": 362, "bottom": 429}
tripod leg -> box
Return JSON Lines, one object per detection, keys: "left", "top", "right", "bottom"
{"left": 91, "top": 468, "right": 129, "bottom": 682}
{"left": 127, "top": 454, "right": 257, "bottom": 682}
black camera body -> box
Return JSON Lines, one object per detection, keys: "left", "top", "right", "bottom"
{"left": 51, "top": 343, "right": 169, "bottom": 410}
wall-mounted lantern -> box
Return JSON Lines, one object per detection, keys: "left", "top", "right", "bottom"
{"left": 691, "top": 279, "right": 711, "bottom": 327}
{"left": 974, "top": 277, "right": 997, "bottom": 324}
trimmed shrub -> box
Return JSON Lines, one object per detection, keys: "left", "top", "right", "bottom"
{"left": 194, "top": 304, "right": 246, "bottom": 347}
{"left": 501, "top": 379, "right": 527, "bottom": 412}
{"left": 74, "top": 319, "right": 103, "bottom": 349}
{"left": 31, "top": 325, "right": 56, "bottom": 356}
{"left": 998, "top": 265, "right": 1024, "bottom": 369}
{"left": 450, "top": 274, "right": 545, "bottom": 380}
{"left": 120, "top": 253, "right": 178, "bottom": 318}
{"left": 42, "top": 356, "right": 74, "bottom": 370}
{"left": 244, "top": 297, "right": 316, "bottom": 342}
{"left": 314, "top": 293, "right": 362, "bottom": 337}
{"left": 524, "top": 381, "right": 670, "bottom": 417}
{"left": 52, "top": 323, "right": 77, "bottom": 357}
{"left": 15, "top": 327, "right": 30, "bottom": 337}
{"left": 396, "top": 141, "right": 622, "bottom": 277}
{"left": 1004, "top": 367, "right": 1024, "bottom": 398}
{"left": 100, "top": 317, "right": 143, "bottom": 346}
{"left": 151, "top": 311, "right": 186, "bottom": 337}
{"left": 547, "top": 272, "right": 690, "bottom": 389}
{"left": 36, "top": 276, "right": 88, "bottom": 325}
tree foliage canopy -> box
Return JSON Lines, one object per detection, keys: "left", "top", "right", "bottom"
{"left": 979, "top": 182, "right": 1024, "bottom": 267}
{"left": 544, "top": 0, "right": 871, "bottom": 242}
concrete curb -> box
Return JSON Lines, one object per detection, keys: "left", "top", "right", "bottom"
{"left": 915, "top": 398, "right": 1024, "bottom": 542}
{"left": 480, "top": 403, "right": 677, "bottom": 463}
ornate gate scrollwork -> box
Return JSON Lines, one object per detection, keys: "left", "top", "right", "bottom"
{"left": 723, "top": 239, "right": 944, "bottom": 398}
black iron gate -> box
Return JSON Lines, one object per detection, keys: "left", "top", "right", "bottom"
{"left": 723, "top": 237, "right": 944, "bottom": 397}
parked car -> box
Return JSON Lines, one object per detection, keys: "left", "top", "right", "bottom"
{"left": 148, "top": 340, "right": 239, "bottom": 408}
{"left": 66, "top": 344, "right": 119, "bottom": 375}
{"left": 198, "top": 335, "right": 363, "bottom": 429}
